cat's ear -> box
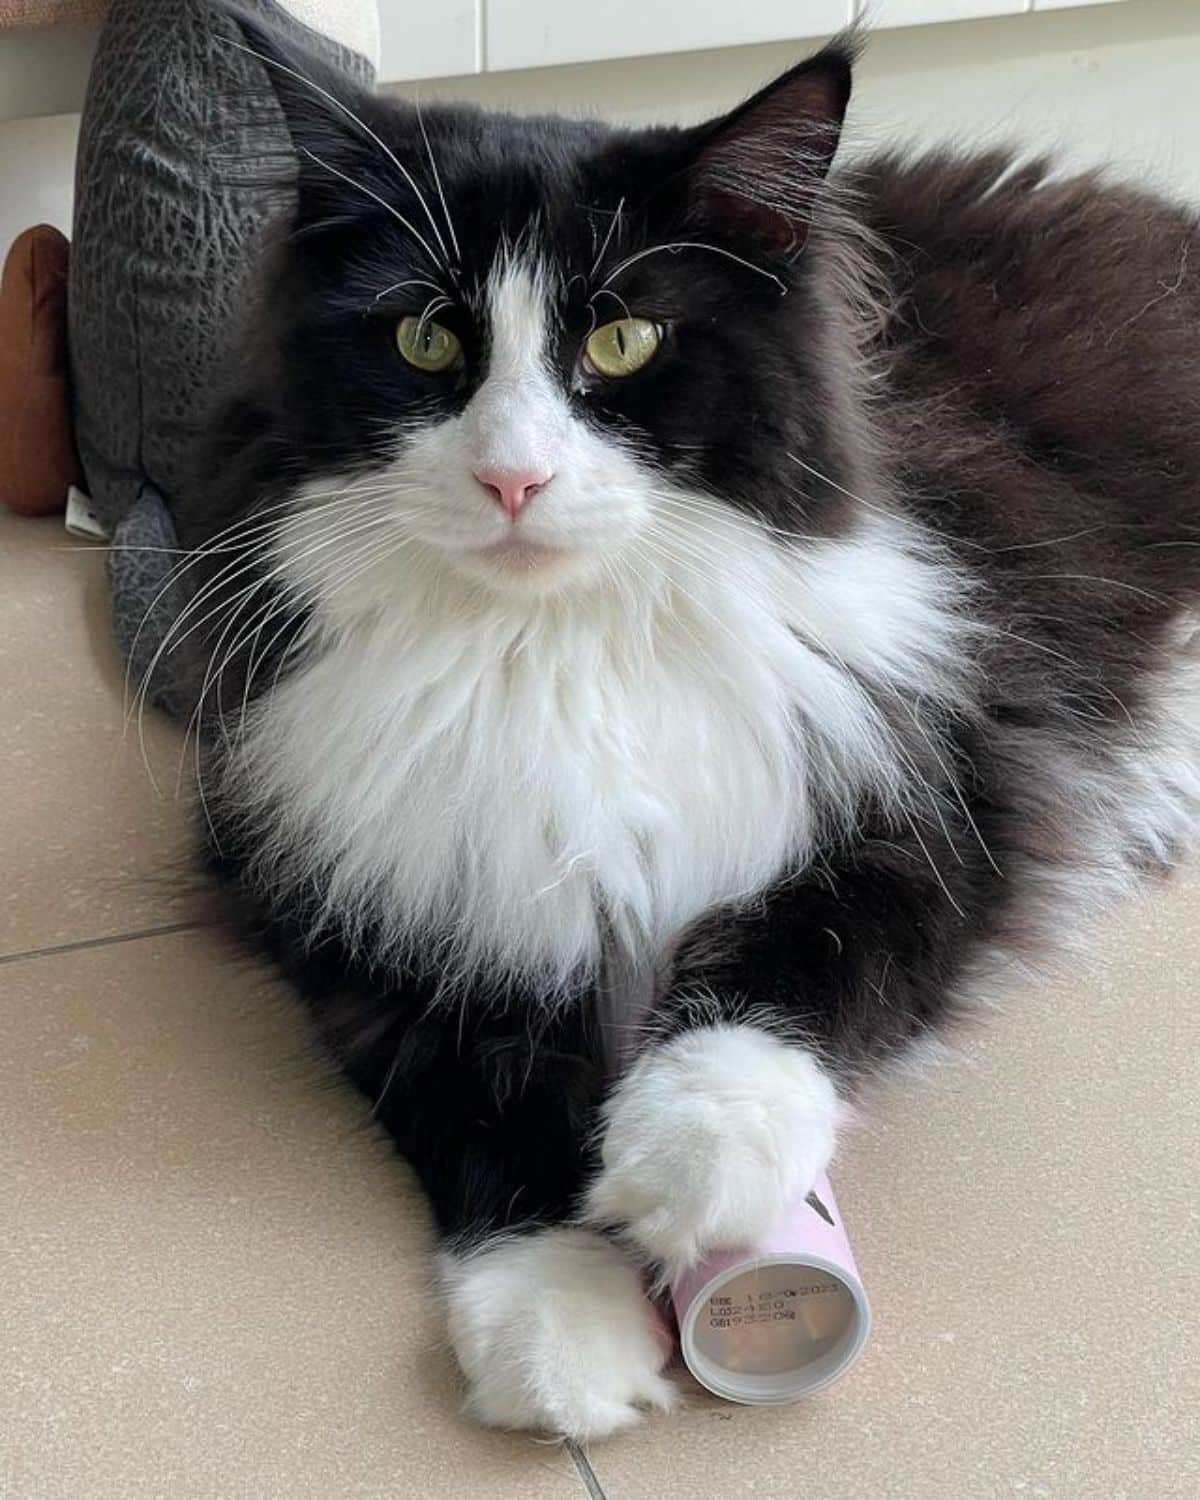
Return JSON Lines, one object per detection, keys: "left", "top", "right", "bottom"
{"left": 689, "top": 37, "right": 856, "bottom": 251}
{"left": 220, "top": 2, "right": 387, "bottom": 226}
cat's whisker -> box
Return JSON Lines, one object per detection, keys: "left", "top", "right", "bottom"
{"left": 226, "top": 38, "right": 456, "bottom": 275}
{"left": 185, "top": 506, "right": 401, "bottom": 694}
{"left": 233, "top": 598, "right": 314, "bottom": 754}
{"left": 589, "top": 286, "right": 633, "bottom": 323}
{"left": 988, "top": 525, "right": 1114, "bottom": 553}
{"left": 121, "top": 482, "right": 404, "bottom": 718}
{"left": 988, "top": 626, "right": 1138, "bottom": 733}
{"left": 374, "top": 276, "right": 446, "bottom": 304}
{"left": 784, "top": 452, "right": 910, "bottom": 530}
{"left": 602, "top": 240, "right": 787, "bottom": 294}
{"left": 129, "top": 541, "right": 282, "bottom": 790}
{"left": 144, "top": 502, "right": 401, "bottom": 771}
{"left": 59, "top": 543, "right": 194, "bottom": 557}
{"left": 632, "top": 527, "right": 774, "bottom": 671}
{"left": 1023, "top": 572, "right": 1179, "bottom": 607}
{"left": 185, "top": 514, "right": 407, "bottom": 769}
{"left": 416, "top": 294, "right": 454, "bottom": 335}
{"left": 132, "top": 478, "right": 405, "bottom": 658}
{"left": 899, "top": 698, "right": 1002, "bottom": 877}
{"left": 230, "top": 526, "right": 412, "bottom": 725}
{"left": 415, "top": 100, "right": 462, "bottom": 266}
{"left": 300, "top": 147, "right": 445, "bottom": 277}
{"left": 246, "top": 529, "right": 426, "bottom": 739}
{"left": 588, "top": 195, "right": 626, "bottom": 280}
{"left": 895, "top": 806, "right": 969, "bottom": 918}
{"left": 651, "top": 489, "right": 827, "bottom": 548}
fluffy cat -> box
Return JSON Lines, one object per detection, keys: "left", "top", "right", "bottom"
{"left": 163, "top": 11, "right": 1200, "bottom": 1440}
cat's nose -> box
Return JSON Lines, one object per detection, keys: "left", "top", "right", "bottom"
{"left": 473, "top": 465, "right": 553, "bottom": 521}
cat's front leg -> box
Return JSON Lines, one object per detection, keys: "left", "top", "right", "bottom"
{"left": 587, "top": 835, "right": 980, "bottom": 1276}
{"left": 315, "top": 981, "right": 676, "bottom": 1440}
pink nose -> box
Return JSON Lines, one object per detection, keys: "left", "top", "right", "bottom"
{"left": 474, "top": 465, "right": 553, "bottom": 521}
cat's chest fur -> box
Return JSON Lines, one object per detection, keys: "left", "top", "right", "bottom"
{"left": 227, "top": 518, "right": 957, "bottom": 986}
{"left": 231, "top": 555, "right": 826, "bottom": 984}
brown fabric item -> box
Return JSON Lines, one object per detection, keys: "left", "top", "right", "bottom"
{"left": 0, "top": 1, "right": 107, "bottom": 27}
{"left": 0, "top": 225, "right": 82, "bottom": 516}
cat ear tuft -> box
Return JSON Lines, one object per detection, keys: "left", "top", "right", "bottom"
{"left": 690, "top": 37, "right": 856, "bottom": 251}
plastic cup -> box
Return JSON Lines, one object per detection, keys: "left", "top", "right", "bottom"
{"left": 671, "top": 1173, "right": 871, "bottom": 1404}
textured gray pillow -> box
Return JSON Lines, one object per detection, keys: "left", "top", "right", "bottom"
{"left": 68, "top": 0, "right": 375, "bottom": 713}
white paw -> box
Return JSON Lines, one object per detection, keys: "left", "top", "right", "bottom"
{"left": 585, "top": 1024, "right": 839, "bottom": 1279}
{"left": 441, "top": 1226, "right": 676, "bottom": 1441}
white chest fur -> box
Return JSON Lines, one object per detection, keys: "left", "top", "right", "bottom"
{"left": 225, "top": 507, "right": 969, "bottom": 989}
{"left": 230, "top": 558, "right": 813, "bottom": 987}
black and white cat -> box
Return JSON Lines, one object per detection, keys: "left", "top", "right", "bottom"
{"left": 169, "top": 12, "right": 1200, "bottom": 1440}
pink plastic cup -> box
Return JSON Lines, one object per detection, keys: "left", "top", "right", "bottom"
{"left": 671, "top": 1173, "right": 871, "bottom": 1404}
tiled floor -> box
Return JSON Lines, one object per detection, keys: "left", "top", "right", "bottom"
{"left": 3, "top": 508, "right": 1198, "bottom": 1499}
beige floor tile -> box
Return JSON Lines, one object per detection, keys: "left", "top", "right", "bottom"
{"left": 585, "top": 872, "right": 1200, "bottom": 1499}
{"left": 0, "top": 512, "right": 194, "bottom": 956}
{"left": 0, "top": 929, "right": 588, "bottom": 1499}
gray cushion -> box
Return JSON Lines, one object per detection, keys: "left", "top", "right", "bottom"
{"left": 68, "top": 0, "right": 374, "bottom": 711}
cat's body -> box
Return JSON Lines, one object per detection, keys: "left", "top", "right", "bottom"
{"left": 170, "top": 15, "right": 1200, "bottom": 1438}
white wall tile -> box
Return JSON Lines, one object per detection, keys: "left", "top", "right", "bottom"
{"left": 485, "top": 0, "right": 852, "bottom": 74}
{"left": 864, "top": 1, "right": 1024, "bottom": 25}
{"left": 377, "top": 0, "right": 479, "bottom": 81}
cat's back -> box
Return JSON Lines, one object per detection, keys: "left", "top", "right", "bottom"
{"left": 858, "top": 150, "right": 1200, "bottom": 384}
{"left": 854, "top": 149, "right": 1200, "bottom": 570}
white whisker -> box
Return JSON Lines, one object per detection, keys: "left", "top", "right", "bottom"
{"left": 227, "top": 38, "right": 455, "bottom": 273}
{"left": 603, "top": 241, "right": 786, "bottom": 294}
{"left": 301, "top": 147, "right": 444, "bottom": 275}
{"left": 589, "top": 196, "right": 626, "bottom": 280}
{"left": 415, "top": 100, "right": 462, "bottom": 264}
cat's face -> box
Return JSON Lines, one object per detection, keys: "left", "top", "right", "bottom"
{"left": 237, "top": 20, "right": 858, "bottom": 601}
{"left": 353, "top": 250, "right": 686, "bottom": 593}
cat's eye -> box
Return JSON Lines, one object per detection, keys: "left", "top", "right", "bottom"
{"left": 395, "top": 315, "right": 462, "bottom": 373}
{"left": 583, "top": 317, "right": 662, "bottom": 379}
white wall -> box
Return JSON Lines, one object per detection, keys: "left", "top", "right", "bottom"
{"left": 0, "top": 112, "right": 78, "bottom": 253}
{"left": 3, "top": 0, "right": 1199, "bottom": 261}
{"left": 386, "top": 0, "right": 1200, "bottom": 200}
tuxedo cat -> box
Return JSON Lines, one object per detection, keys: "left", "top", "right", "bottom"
{"left": 167, "top": 13, "right": 1200, "bottom": 1439}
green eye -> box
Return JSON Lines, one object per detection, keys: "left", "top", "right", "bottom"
{"left": 395, "top": 315, "right": 462, "bottom": 373}
{"left": 583, "top": 317, "right": 661, "bottom": 379}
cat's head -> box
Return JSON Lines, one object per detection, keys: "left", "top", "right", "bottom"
{"left": 225, "top": 13, "right": 868, "bottom": 602}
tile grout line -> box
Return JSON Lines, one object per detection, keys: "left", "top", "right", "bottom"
{"left": 0, "top": 919, "right": 211, "bottom": 967}
{"left": 565, "top": 1440, "right": 608, "bottom": 1500}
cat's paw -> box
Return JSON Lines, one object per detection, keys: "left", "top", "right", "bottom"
{"left": 441, "top": 1226, "right": 676, "bottom": 1441}
{"left": 585, "top": 1024, "right": 839, "bottom": 1279}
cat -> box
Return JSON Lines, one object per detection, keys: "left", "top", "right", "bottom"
{"left": 165, "top": 9, "right": 1200, "bottom": 1441}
